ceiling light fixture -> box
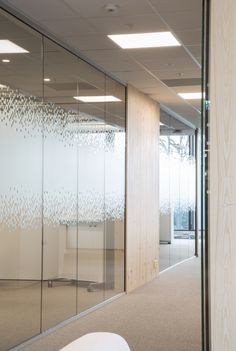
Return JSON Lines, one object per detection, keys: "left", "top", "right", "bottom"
{"left": 2, "top": 59, "right": 10, "bottom": 63}
{"left": 44, "top": 78, "right": 51, "bottom": 82}
{"left": 107, "top": 31, "right": 181, "bottom": 49}
{"left": 178, "top": 92, "right": 202, "bottom": 100}
{"left": 73, "top": 95, "right": 121, "bottom": 102}
{"left": 160, "top": 122, "right": 165, "bottom": 126}
{"left": 0, "top": 84, "right": 7, "bottom": 88}
{"left": 0, "top": 40, "right": 29, "bottom": 53}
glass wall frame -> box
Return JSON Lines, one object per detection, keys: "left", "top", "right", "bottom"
{"left": 0, "top": 8, "right": 126, "bottom": 351}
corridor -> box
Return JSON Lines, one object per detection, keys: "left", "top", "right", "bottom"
{"left": 22, "top": 258, "right": 201, "bottom": 351}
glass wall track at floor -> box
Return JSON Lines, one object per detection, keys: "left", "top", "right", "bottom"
{"left": 0, "top": 8, "right": 126, "bottom": 351}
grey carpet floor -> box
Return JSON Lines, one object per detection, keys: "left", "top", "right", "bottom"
{"left": 22, "top": 258, "right": 201, "bottom": 351}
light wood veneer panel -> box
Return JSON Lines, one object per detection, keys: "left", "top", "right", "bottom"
{"left": 126, "top": 85, "right": 159, "bottom": 292}
{"left": 210, "top": 1, "right": 236, "bottom": 350}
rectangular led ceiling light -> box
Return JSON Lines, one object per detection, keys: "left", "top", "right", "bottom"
{"left": 178, "top": 92, "right": 202, "bottom": 100}
{"left": 0, "top": 40, "right": 29, "bottom": 53}
{"left": 73, "top": 95, "right": 121, "bottom": 102}
{"left": 107, "top": 32, "right": 181, "bottom": 49}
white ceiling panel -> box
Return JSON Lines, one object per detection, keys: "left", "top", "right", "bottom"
{"left": 159, "top": 10, "right": 202, "bottom": 31}
{"left": 87, "top": 14, "right": 167, "bottom": 35}
{"left": 0, "top": 0, "right": 203, "bottom": 128}
{"left": 149, "top": 0, "right": 202, "bottom": 13}
{"left": 41, "top": 18, "right": 98, "bottom": 37}
{"left": 63, "top": 35, "right": 115, "bottom": 51}
{"left": 0, "top": 18, "right": 40, "bottom": 39}
{"left": 112, "top": 70, "right": 154, "bottom": 82}
{"left": 84, "top": 56, "right": 141, "bottom": 72}
{"left": 186, "top": 45, "right": 202, "bottom": 61}
{"left": 4, "top": 0, "right": 80, "bottom": 20}
{"left": 129, "top": 78, "right": 166, "bottom": 89}
{"left": 80, "top": 49, "right": 126, "bottom": 61}
{"left": 64, "top": 0, "right": 154, "bottom": 18}
{"left": 150, "top": 68, "right": 201, "bottom": 80}
{"left": 174, "top": 29, "right": 202, "bottom": 46}
{"left": 126, "top": 46, "right": 192, "bottom": 62}
{"left": 139, "top": 55, "right": 198, "bottom": 71}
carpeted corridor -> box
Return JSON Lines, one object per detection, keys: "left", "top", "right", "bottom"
{"left": 22, "top": 258, "right": 201, "bottom": 351}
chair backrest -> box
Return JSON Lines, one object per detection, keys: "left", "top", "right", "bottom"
{"left": 59, "top": 332, "right": 131, "bottom": 351}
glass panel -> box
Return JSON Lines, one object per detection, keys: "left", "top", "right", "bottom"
{"left": 41, "top": 38, "right": 78, "bottom": 330}
{"left": 104, "top": 76, "right": 126, "bottom": 299}
{"left": 0, "top": 7, "right": 126, "bottom": 349}
{"left": 76, "top": 60, "right": 106, "bottom": 312}
{"left": 159, "top": 115, "right": 196, "bottom": 271}
{"left": 0, "top": 10, "right": 43, "bottom": 350}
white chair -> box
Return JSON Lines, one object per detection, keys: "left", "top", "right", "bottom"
{"left": 59, "top": 332, "right": 131, "bottom": 351}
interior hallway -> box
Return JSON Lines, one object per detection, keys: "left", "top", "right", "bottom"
{"left": 22, "top": 258, "right": 201, "bottom": 351}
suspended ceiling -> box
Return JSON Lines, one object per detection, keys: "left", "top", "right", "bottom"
{"left": 0, "top": 0, "right": 202, "bottom": 128}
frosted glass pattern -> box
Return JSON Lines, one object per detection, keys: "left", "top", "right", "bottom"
{"left": 159, "top": 134, "right": 196, "bottom": 271}
{"left": 0, "top": 8, "right": 126, "bottom": 350}
{"left": 160, "top": 135, "right": 195, "bottom": 215}
{"left": 77, "top": 131, "right": 125, "bottom": 222}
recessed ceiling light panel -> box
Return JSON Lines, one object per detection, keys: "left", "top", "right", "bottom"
{"left": 44, "top": 78, "right": 51, "bottom": 82}
{"left": 178, "top": 92, "right": 202, "bottom": 100}
{"left": 73, "top": 95, "right": 121, "bottom": 102}
{"left": 2, "top": 59, "right": 10, "bottom": 63}
{"left": 0, "top": 40, "right": 29, "bottom": 53}
{"left": 107, "top": 31, "right": 181, "bottom": 49}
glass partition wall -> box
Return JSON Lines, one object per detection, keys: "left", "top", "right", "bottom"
{"left": 0, "top": 9, "right": 125, "bottom": 350}
{"left": 159, "top": 113, "right": 197, "bottom": 271}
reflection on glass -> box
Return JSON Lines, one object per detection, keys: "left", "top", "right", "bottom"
{"left": 42, "top": 39, "right": 78, "bottom": 330}
{"left": 77, "top": 63, "right": 106, "bottom": 310}
{"left": 159, "top": 119, "right": 196, "bottom": 271}
{"left": 0, "top": 8, "right": 126, "bottom": 350}
{"left": 0, "top": 10, "right": 43, "bottom": 350}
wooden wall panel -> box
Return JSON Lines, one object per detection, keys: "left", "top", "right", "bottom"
{"left": 126, "top": 85, "right": 159, "bottom": 292}
{"left": 210, "top": 1, "right": 236, "bottom": 350}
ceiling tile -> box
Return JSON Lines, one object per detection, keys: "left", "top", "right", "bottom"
{"left": 87, "top": 14, "right": 167, "bottom": 35}
{"left": 80, "top": 49, "right": 130, "bottom": 63}
{"left": 149, "top": 0, "right": 202, "bottom": 13}
{"left": 186, "top": 45, "right": 202, "bottom": 61}
{"left": 162, "top": 78, "right": 201, "bottom": 87}
{"left": 97, "top": 58, "right": 141, "bottom": 72}
{"left": 174, "top": 29, "right": 202, "bottom": 46}
{"left": 63, "top": 35, "right": 115, "bottom": 51}
{"left": 127, "top": 46, "right": 190, "bottom": 61}
{"left": 159, "top": 10, "right": 202, "bottom": 31}
{"left": 64, "top": 0, "right": 154, "bottom": 18}
{"left": 1, "top": 0, "right": 202, "bottom": 129}
{"left": 130, "top": 78, "right": 164, "bottom": 89}
{"left": 139, "top": 54, "right": 199, "bottom": 71}
{"left": 150, "top": 68, "right": 201, "bottom": 80}
{"left": 112, "top": 70, "right": 153, "bottom": 82}
{"left": 41, "top": 18, "right": 97, "bottom": 37}
{"left": 3, "top": 0, "right": 80, "bottom": 20}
